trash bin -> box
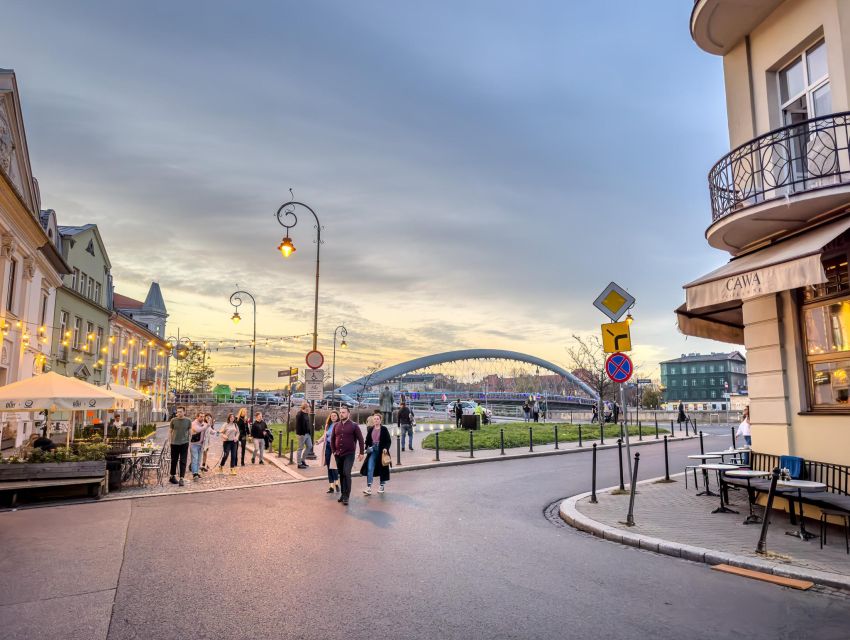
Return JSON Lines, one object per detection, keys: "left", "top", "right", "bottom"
{"left": 105, "top": 456, "right": 123, "bottom": 492}
{"left": 461, "top": 415, "right": 480, "bottom": 430}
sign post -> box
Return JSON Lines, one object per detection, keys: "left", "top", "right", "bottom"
{"left": 606, "top": 351, "right": 635, "bottom": 489}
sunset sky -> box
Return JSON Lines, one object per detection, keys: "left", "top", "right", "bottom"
{"left": 3, "top": 1, "right": 735, "bottom": 388}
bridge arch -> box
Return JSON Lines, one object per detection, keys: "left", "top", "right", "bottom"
{"left": 339, "top": 349, "right": 597, "bottom": 399}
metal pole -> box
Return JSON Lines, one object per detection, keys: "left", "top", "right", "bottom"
{"left": 288, "top": 438, "right": 294, "bottom": 465}
{"left": 620, "top": 383, "right": 633, "bottom": 491}
{"left": 699, "top": 430, "right": 705, "bottom": 455}
{"left": 590, "top": 443, "right": 598, "bottom": 503}
{"left": 756, "top": 467, "right": 781, "bottom": 554}
{"left": 617, "top": 439, "right": 625, "bottom": 491}
{"left": 600, "top": 417, "right": 605, "bottom": 445}
{"left": 529, "top": 426, "right": 533, "bottom": 452}
{"left": 655, "top": 420, "right": 659, "bottom": 440}
{"left": 671, "top": 419, "right": 675, "bottom": 437}
{"left": 624, "top": 452, "right": 640, "bottom": 526}
{"left": 578, "top": 424, "right": 582, "bottom": 448}
{"left": 499, "top": 428, "right": 505, "bottom": 455}
{"left": 664, "top": 435, "right": 670, "bottom": 481}
{"left": 731, "top": 426, "right": 737, "bottom": 449}
{"left": 434, "top": 431, "right": 440, "bottom": 462}
{"left": 469, "top": 429, "right": 474, "bottom": 458}
{"left": 554, "top": 424, "right": 559, "bottom": 449}
{"left": 396, "top": 433, "right": 401, "bottom": 466}
{"left": 638, "top": 421, "right": 642, "bottom": 441}
{"left": 277, "top": 429, "right": 282, "bottom": 457}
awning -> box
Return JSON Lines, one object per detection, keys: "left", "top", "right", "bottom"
{"left": 684, "top": 217, "right": 850, "bottom": 310}
{"left": 675, "top": 302, "right": 744, "bottom": 344}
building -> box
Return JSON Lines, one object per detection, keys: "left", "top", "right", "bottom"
{"left": 681, "top": 1, "right": 850, "bottom": 465}
{"left": 660, "top": 352, "right": 747, "bottom": 411}
{"left": 111, "top": 285, "right": 169, "bottom": 420}
{"left": 49, "top": 223, "right": 112, "bottom": 387}
{"left": 0, "top": 70, "right": 69, "bottom": 449}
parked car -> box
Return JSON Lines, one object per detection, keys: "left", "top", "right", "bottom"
{"left": 290, "top": 392, "right": 307, "bottom": 407}
{"left": 446, "top": 400, "right": 492, "bottom": 419}
{"left": 320, "top": 392, "right": 358, "bottom": 408}
{"left": 255, "top": 392, "right": 285, "bottom": 405}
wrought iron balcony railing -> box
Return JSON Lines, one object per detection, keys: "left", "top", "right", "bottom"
{"left": 709, "top": 111, "right": 850, "bottom": 223}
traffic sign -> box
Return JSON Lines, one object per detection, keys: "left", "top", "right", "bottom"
{"left": 305, "top": 368, "right": 325, "bottom": 401}
{"left": 601, "top": 320, "right": 631, "bottom": 353}
{"left": 593, "top": 282, "right": 635, "bottom": 322}
{"left": 305, "top": 350, "right": 324, "bottom": 369}
{"left": 605, "top": 352, "right": 633, "bottom": 383}
{"left": 637, "top": 378, "right": 652, "bottom": 385}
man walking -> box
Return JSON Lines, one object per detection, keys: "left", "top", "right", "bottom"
{"left": 251, "top": 411, "right": 268, "bottom": 464}
{"left": 168, "top": 406, "right": 191, "bottom": 486}
{"left": 295, "top": 401, "right": 312, "bottom": 469}
{"left": 454, "top": 399, "right": 464, "bottom": 430}
{"left": 398, "top": 400, "right": 414, "bottom": 451}
{"left": 331, "top": 405, "right": 364, "bottom": 505}
{"left": 379, "top": 386, "right": 394, "bottom": 426}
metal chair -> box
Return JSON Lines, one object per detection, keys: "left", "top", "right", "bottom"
{"left": 139, "top": 450, "right": 166, "bottom": 486}
{"left": 819, "top": 508, "right": 850, "bottom": 554}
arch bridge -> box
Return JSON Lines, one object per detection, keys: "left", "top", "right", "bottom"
{"left": 339, "top": 349, "right": 598, "bottom": 404}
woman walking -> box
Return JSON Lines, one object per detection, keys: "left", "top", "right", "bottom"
{"left": 322, "top": 410, "right": 341, "bottom": 493}
{"left": 360, "top": 413, "right": 391, "bottom": 495}
{"left": 201, "top": 412, "right": 215, "bottom": 472}
{"left": 236, "top": 408, "right": 250, "bottom": 467}
{"left": 189, "top": 412, "right": 210, "bottom": 480}
{"left": 218, "top": 413, "right": 239, "bottom": 475}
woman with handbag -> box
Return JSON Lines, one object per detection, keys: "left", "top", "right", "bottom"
{"left": 360, "top": 413, "right": 392, "bottom": 495}
{"left": 322, "top": 411, "right": 341, "bottom": 493}
{"left": 217, "top": 413, "right": 239, "bottom": 476}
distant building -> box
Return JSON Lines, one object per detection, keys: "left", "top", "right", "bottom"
{"left": 660, "top": 352, "right": 747, "bottom": 411}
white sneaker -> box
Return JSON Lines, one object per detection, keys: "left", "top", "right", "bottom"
{"left": 378, "top": 486, "right": 385, "bottom": 494}
{"left": 363, "top": 487, "right": 372, "bottom": 495}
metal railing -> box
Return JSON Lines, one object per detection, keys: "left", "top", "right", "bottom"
{"left": 708, "top": 111, "right": 850, "bottom": 222}
{"left": 750, "top": 451, "right": 850, "bottom": 495}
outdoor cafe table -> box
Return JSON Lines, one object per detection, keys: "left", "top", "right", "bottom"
{"left": 688, "top": 454, "right": 722, "bottom": 496}
{"left": 698, "top": 463, "right": 746, "bottom": 514}
{"left": 116, "top": 450, "right": 153, "bottom": 486}
{"left": 705, "top": 449, "right": 750, "bottom": 464}
{"left": 723, "top": 469, "right": 771, "bottom": 524}
{"left": 777, "top": 479, "right": 827, "bottom": 541}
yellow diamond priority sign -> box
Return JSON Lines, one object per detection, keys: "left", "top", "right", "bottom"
{"left": 593, "top": 282, "right": 635, "bottom": 322}
{"left": 601, "top": 321, "right": 631, "bottom": 353}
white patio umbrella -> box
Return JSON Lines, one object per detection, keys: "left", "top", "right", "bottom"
{"left": 0, "top": 372, "right": 133, "bottom": 445}
{"left": 105, "top": 384, "right": 150, "bottom": 435}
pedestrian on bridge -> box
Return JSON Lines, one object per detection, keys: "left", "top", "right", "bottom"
{"left": 331, "top": 406, "right": 364, "bottom": 506}
{"left": 361, "top": 412, "right": 391, "bottom": 495}
{"left": 398, "top": 401, "right": 414, "bottom": 451}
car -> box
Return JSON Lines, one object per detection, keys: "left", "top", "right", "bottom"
{"left": 290, "top": 392, "right": 307, "bottom": 407}
{"left": 255, "top": 392, "right": 285, "bottom": 405}
{"left": 321, "top": 392, "right": 358, "bottom": 408}
{"left": 446, "top": 400, "right": 492, "bottom": 419}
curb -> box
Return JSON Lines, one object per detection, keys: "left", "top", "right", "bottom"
{"left": 559, "top": 477, "right": 850, "bottom": 592}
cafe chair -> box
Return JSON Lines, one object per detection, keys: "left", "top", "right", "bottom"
{"left": 819, "top": 508, "right": 850, "bottom": 554}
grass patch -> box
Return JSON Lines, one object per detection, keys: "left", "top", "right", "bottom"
{"left": 267, "top": 424, "right": 326, "bottom": 452}
{"left": 420, "top": 422, "right": 667, "bottom": 450}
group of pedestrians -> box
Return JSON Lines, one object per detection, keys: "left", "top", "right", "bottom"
{"left": 167, "top": 406, "right": 272, "bottom": 485}
{"left": 317, "top": 405, "right": 391, "bottom": 505}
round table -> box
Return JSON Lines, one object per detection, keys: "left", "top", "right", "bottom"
{"left": 724, "top": 469, "right": 771, "bottom": 524}
{"left": 688, "top": 454, "right": 722, "bottom": 496}
{"left": 705, "top": 449, "right": 749, "bottom": 464}
{"left": 116, "top": 451, "right": 153, "bottom": 485}
{"left": 777, "top": 479, "right": 827, "bottom": 541}
{"left": 699, "top": 463, "right": 745, "bottom": 513}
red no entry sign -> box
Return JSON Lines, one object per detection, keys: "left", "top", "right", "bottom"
{"left": 605, "top": 352, "right": 633, "bottom": 383}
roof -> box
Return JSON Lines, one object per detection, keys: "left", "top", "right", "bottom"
{"left": 57, "top": 224, "right": 96, "bottom": 236}
{"left": 142, "top": 282, "right": 167, "bottom": 314}
{"left": 660, "top": 351, "right": 746, "bottom": 365}
{"left": 113, "top": 292, "right": 143, "bottom": 310}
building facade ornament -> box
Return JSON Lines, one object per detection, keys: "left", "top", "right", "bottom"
{"left": 0, "top": 233, "right": 14, "bottom": 258}
{"left": 0, "top": 98, "right": 22, "bottom": 193}
{"left": 22, "top": 255, "right": 35, "bottom": 281}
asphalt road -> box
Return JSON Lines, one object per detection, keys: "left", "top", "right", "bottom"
{"left": 1, "top": 434, "right": 846, "bottom": 640}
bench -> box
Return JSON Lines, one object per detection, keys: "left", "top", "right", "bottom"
{"left": 0, "top": 461, "right": 108, "bottom": 507}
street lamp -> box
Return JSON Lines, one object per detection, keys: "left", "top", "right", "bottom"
{"left": 229, "top": 289, "right": 257, "bottom": 421}
{"left": 275, "top": 190, "right": 321, "bottom": 353}
{"left": 332, "top": 325, "right": 348, "bottom": 401}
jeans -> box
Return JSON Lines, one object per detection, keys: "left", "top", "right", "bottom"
{"left": 169, "top": 442, "right": 189, "bottom": 478}
{"left": 252, "top": 438, "right": 265, "bottom": 462}
{"left": 238, "top": 437, "right": 247, "bottom": 465}
{"left": 366, "top": 446, "right": 380, "bottom": 486}
{"left": 455, "top": 415, "right": 462, "bottom": 429}
{"left": 743, "top": 435, "right": 752, "bottom": 465}
{"left": 220, "top": 440, "right": 237, "bottom": 468}
{"left": 400, "top": 424, "right": 413, "bottom": 449}
{"left": 297, "top": 434, "right": 312, "bottom": 464}
{"left": 335, "top": 453, "right": 355, "bottom": 499}
{"left": 190, "top": 442, "right": 203, "bottom": 474}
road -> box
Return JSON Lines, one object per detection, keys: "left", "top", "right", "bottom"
{"left": 1, "top": 435, "right": 846, "bottom": 640}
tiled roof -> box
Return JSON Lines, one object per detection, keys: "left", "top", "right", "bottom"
{"left": 142, "top": 282, "right": 167, "bottom": 314}
{"left": 661, "top": 351, "right": 745, "bottom": 365}
{"left": 113, "top": 292, "right": 143, "bottom": 310}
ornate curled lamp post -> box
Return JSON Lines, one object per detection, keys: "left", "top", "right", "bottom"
{"left": 332, "top": 325, "right": 348, "bottom": 402}
{"left": 230, "top": 289, "right": 257, "bottom": 421}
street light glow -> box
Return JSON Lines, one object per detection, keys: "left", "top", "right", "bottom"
{"left": 231, "top": 311, "right": 241, "bottom": 324}
{"left": 278, "top": 235, "right": 296, "bottom": 258}
{"left": 341, "top": 339, "right": 348, "bottom": 349}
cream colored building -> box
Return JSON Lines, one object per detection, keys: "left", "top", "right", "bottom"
{"left": 681, "top": 0, "right": 850, "bottom": 466}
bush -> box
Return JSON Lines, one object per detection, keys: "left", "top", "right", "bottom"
{"left": 0, "top": 443, "right": 109, "bottom": 464}
{"left": 138, "top": 424, "right": 157, "bottom": 438}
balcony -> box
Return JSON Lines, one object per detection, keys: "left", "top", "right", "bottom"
{"left": 138, "top": 367, "right": 157, "bottom": 384}
{"left": 706, "top": 111, "right": 850, "bottom": 254}
{"left": 690, "top": 0, "right": 782, "bottom": 55}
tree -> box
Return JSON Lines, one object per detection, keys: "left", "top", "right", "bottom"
{"left": 566, "top": 335, "right": 616, "bottom": 403}
{"left": 356, "top": 361, "right": 383, "bottom": 398}
{"left": 640, "top": 386, "right": 663, "bottom": 409}
{"left": 169, "top": 346, "right": 215, "bottom": 394}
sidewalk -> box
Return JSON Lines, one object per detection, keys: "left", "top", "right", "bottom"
{"left": 561, "top": 475, "right": 850, "bottom": 591}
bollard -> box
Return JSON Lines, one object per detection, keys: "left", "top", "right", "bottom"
{"left": 396, "top": 434, "right": 402, "bottom": 466}
{"left": 638, "top": 421, "right": 643, "bottom": 441}
{"left": 617, "top": 438, "right": 625, "bottom": 491}
{"left": 664, "top": 435, "right": 670, "bottom": 481}
{"left": 731, "top": 426, "right": 737, "bottom": 449}
{"left": 434, "top": 431, "right": 440, "bottom": 462}
{"left": 693, "top": 416, "right": 697, "bottom": 432}
{"left": 600, "top": 421, "right": 605, "bottom": 446}
{"left": 554, "top": 424, "right": 559, "bottom": 449}
{"left": 288, "top": 439, "right": 294, "bottom": 465}
{"left": 756, "top": 467, "right": 781, "bottom": 554}
{"left": 699, "top": 430, "right": 705, "bottom": 455}
{"left": 469, "top": 429, "right": 474, "bottom": 458}
{"left": 529, "top": 426, "right": 534, "bottom": 452}
{"left": 590, "top": 443, "right": 598, "bottom": 504}
{"left": 654, "top": 414, "right": 658, "bottom": 432}
{"left": 578, "top": 424, "right": 582, "bottom": 448}
{"left": 278, "top": 430, "right": 283, "bottom": 458}
{"left": 570, "top": 410, "right": 573, "bottom": 425}
{"left": 671, "top": 420, "right": 675, "bottom": 438}
{"left": 684, "top": 418, "right": 689, "bottom": 437}
{"left": 624, "top": 452, "right": 640, "bottom": 526}
{"left": 655, "top": 420, "right": 659, "bottom": 440}
{"left": 499, "top": 428, "right": 505, "bottom": 455}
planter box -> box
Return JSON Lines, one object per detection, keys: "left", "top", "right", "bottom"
{"left": 0, "top": 461, "right": 106, "bottom": 482}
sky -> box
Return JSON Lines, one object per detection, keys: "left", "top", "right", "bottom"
{"left": 2, "top": 0, "right": 738, "bottom": 389}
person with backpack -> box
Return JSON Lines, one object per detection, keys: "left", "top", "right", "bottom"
{"left": 251, "top": 411, "right": 268, "bottom": 465}
{"left": 397, "top": 400, "right": 415, "bottom": 451}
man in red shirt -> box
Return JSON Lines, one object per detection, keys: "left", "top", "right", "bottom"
{"left": 331, "top": 406, "right": 364, "bottom": 505}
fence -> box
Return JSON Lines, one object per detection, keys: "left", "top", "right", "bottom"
{"left": 749, "top": 451, "right": 850, "bottom": 495}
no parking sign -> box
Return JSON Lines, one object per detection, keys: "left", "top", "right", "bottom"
{"left": 605, "top": 352, "right": 633, "bottom": 384}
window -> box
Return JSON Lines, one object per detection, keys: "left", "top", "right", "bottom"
{"left": 87, "top": 277, "right": 94, "bottom": 300}
{"left": 699, "top": 366, "right": 705, "bottom": 373}
{"left": 94, "top": 282, "right": 102, "bottom": 305}
{"left": 59, "top": 311, "right": 69, "bottom": 345}
{"left": 682, "top": 391, "right": 689, "bottom": 399}
{"left": 72, "top": 317, "right": 82, "bottom": 349}
{"left": 71, "top": 268, "right": 79, "bottom": 290}
{"left": 79, "top": 272, "right": 87, "bottom": 294}
{"left": 711, "top": 390, "right": 717, "bottom": 399}
{"left": 671, "top": 379, "right": 678, "bottom": 387}
{"left": 709, "top": 378, "right": 715, "bottom": 386}
{"left": 39, "top": 291, "right": 49, "bottom": 326}
{"left": 779, "top": 40, "right": 830, "bottom": 123}
{"left": 86, "top": 239, "right": 95, "bottom": 256}
{"left": 670, "top": 366, "right": 677, "bottom": 374}
{"left": 692, "top": 379, "right": 698, "bottom": 387}
{"left": 84, "top": 322, "right": 94, "bottom": 352}
{"left": 95, "top": 327, "right": 104, "bottom": 357}
{"left": 708, "top": 365, "right": 714, "bottom": 373}
{"left": 5, "top": 258, "right": 16, "bottom": 312}
{"left": 690, "top": 366, "right": 697, "bottom": 374}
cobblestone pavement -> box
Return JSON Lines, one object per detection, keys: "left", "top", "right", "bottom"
{"left": 576, "top": 475, "right": 850, "bottom": 577}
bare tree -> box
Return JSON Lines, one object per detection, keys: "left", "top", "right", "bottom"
{"left": 566, "top": 335, "right": 616, "bottom": 403}
{"left": 356, "top": 361, "right": 383, "bottom": 398}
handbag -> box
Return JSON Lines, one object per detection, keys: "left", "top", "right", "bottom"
{"left": 381, "top": 450, "right": 392, "bottom": 466}
{"left": 329, "top": 453, "right": 338, "bottom": 470}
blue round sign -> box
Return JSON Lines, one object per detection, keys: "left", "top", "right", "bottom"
{"left": 605, "top": 352, "right": 633, "bottom": 383}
